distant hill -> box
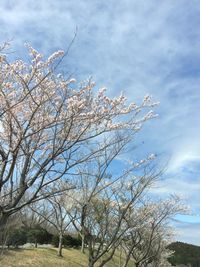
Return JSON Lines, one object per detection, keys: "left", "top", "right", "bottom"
{"left": 168, "top": 241, "right": 200, "bottom": 267}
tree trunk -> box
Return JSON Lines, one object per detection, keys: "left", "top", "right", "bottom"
{"left": 0, "top": 213, "right": 9, "bottom": 233}
{"left": 98, "top": 247, "right": 116, "bottom": 267}
{"left": 87, "top": 239, "right": 95, "bottom": 267}
{"left": 57, "top": 232, "right": 63, "bottom": 257}
{"left": 0, "top": 213, "right": 10, "bottom": 254}
{"left": 122, "top": 249, "right": 133, "bottom": 267}
{"left": 87, "top": 258, "right": 95, "bottom": 267}
{"left": 122, "top": 257, "right": 131, "bottom": 267}
{"left": 34, "top": 239, "right": 37, "bottom": 248}
{"left": 81, "top": 233, "right": 85, "bottom": 253}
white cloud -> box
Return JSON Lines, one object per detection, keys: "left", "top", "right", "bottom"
{"left": 174, "top": 221, "right": 200, "bottom": 246}
{"left": 167, "top": 149, "right": 200, "bottom": 173}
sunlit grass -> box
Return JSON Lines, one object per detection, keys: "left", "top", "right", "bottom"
{"left": 0, "top": 247, "right": 133, "bottom": 267}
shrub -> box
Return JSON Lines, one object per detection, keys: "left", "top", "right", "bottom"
{"left": 51, "top": 234, "right": 81, "bottom": 248}
{"left": 27, "top": 227, "right": 53, "bottom": 247}
{"left": 6, "top": 229, "right": 27, "bottom": 248}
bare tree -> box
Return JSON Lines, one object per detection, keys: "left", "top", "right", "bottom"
{"left": 19, "top": 204, "right": 48, "bottom": 229}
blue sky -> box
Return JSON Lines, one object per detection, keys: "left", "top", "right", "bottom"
{"left": 0, "top": 0, "right": 200, "bottom": 245}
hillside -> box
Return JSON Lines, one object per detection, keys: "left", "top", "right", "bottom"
{"left": 0, "top": 247, "right": 133, "bottom": 267}
{"left": 168, "top": 241, "right": 200, "bottom": 267}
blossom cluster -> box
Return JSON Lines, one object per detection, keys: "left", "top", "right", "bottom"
{"left": 0, "top": 43, "right": 158, "bottom": 158}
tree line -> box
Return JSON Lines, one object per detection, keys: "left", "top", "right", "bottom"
{"left": 168, "top": 242, "right": 200, "bottom": 267}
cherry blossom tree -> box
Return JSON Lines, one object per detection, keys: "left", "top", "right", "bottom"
{"left": 121, "top": 196, "right": 184, "bottom": 267}
{"left": 0, "top": 42, "right": 157, "bottom": 234}
{"left": 67, "top": 159, "right": 159, "bottom": 267}
{"left": 65, "top": 136, "right": 135, "bottom": 253}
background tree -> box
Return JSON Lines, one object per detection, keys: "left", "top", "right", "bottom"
{"left": 121, "top": 196, "right": 184, "bottom": 267}
{"left": 30, "top": 184, "right": 72, "bottom": 257}
{"left": 6, "top": 228, "right": 27, "bottom": 248}
{"left": 66, "top": 134, "right": 136, "bottom": 253}
{"left": 26, "top": 226, "right": 52, "bottom": 248}
{"left": 68, "top": 159, "right": 159, "bottom": 267}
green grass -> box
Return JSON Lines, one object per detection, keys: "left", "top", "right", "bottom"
{"left": 0, "top": 247, "right": 133, "bottom": 267}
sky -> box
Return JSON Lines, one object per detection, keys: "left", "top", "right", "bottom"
{"left": 0, "top": 0, "right": 200, "bottom": 245}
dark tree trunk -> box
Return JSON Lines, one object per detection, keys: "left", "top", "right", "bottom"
{"left": 0, "top": 213, "right": 9, "bottom": 232}
{"left": 98, "top": 247, "right": 116, "bottom": 267}
{"left": 87, "top": 259, "right": 95, "bottom": 267}
{"left": 0, "top": 213, "right": 10, "bottom": 254}
{"left": 34, "top": 239, "right": 37, "bottom": 248}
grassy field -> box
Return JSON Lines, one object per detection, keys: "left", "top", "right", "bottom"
{"left": 0, "top": 247, "right": 133, "bottom": 267}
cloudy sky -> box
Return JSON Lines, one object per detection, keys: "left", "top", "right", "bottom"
{"left": 0, "top": 0, "right": 200, "bottom": 245}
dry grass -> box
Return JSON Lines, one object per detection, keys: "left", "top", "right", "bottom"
{"left": 0, "top": 247, "right": 133, "bottom": 267}
{"left": 0, "top": 248, "right": 87, "bottom": 267}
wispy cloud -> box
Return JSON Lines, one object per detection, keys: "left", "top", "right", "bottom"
{"left": 174, "top": 220, "right": 200, "bottom": 246}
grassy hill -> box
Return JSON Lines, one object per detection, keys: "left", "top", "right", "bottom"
{"left": 0, "top": 247, "right": 133, "bottom": 267}
{"left": 2, "top": 241, "right": 200, "bottom": 267}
